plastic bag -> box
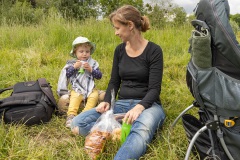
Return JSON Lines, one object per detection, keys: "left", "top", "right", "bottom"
{"left": 84, "top": 90, "right": 121, "bottom": 160}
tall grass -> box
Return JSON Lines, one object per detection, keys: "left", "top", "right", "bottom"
{"left": 1, "top": 12, "right": 239, "bottom": 160}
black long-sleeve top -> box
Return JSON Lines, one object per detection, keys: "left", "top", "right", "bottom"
{"left": 104, "top": 41, "right": 163, "bottom": 109}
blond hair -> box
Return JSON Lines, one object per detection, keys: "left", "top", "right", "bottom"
{"left": 109, "top": 5, "right": 150, "bottom": 32}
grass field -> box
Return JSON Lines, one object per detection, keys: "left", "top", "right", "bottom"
{"left": 0, "top": 14, "right": 239, "bottom": 160}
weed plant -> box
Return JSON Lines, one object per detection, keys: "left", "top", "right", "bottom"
{"left": 0, "top": 12, "right": 239, "bottom": 160}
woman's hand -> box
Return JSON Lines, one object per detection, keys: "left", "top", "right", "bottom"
{"left": 123, "top": 104, "right": 145, "bottom": 124}
{"left": 95, "top": 102, "right": 110, "bottom": 113}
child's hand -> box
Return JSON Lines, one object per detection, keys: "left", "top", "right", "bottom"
{"left": 82, "top": 62, "right": 92, "bottom": 72}
{"left": 74, "top": 60, "right": 81, "bottom": 69}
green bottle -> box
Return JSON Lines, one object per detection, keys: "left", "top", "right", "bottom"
{"left": 78, "top": 61, "right": 85, "bottom": 74}
{"left": 120, "top": 122, "right": 132, "bottom": 144}
{"left": 79, "top": 67, "right": 84, "bottom": 74}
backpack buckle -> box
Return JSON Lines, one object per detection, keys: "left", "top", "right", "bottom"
{"left": 224, "top": 119, "right": 235, "bottom": 127}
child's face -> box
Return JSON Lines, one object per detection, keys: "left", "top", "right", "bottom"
{"left": 75, "top": 44, "right": 91, "bottom": 61}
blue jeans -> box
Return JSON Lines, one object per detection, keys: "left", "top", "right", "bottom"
{"left": 71, "top": 99, "right": 166, "bottom": 160}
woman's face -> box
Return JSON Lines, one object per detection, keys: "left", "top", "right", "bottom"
{"left": 112, "top": 20, "right": 131, "bottom": 42}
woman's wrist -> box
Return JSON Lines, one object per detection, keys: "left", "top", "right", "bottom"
{"left": 135, "top": 104, "right": 145, "bottom": 111}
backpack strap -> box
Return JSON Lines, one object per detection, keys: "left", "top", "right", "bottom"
{"left": 0, "top": 86, "right": 13, "bottom": 94}
{"left": 37, "top": 78, "right": 58, "bottom": 109}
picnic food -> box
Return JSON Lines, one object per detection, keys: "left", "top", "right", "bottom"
{"left": 112, "top": 127, "right": 121, "bottom": 141}
{"left": 85, "top": 130, "right": 111, "bottom": 160}
{"left": 84, "top": 89, "right": 121, "bottom": 159}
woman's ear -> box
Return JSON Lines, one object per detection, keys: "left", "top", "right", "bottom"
{"left": 128, "top": 21, "right": 134, "bottom": 31}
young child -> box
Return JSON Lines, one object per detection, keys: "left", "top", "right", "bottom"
{"left": 58, "top": 36, "right": 102, "bottom": 127}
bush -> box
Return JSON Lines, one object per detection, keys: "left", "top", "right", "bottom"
{"left": 0, "top": 1, "right": 45, "bottom": 25}
{"left": 230, "top": 20, "right": 239, "bottom": 35}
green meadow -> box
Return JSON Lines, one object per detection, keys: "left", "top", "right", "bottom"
{"left": 1, "top": 13, "right": 239, "bottom": 160}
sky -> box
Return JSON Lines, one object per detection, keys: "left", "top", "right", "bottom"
{"left": 172, "top": 0, "right": 240, "bottom": 15}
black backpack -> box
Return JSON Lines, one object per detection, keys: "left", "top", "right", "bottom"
{"left": 181, "top": 0, "right": 240, "bottom": 159}
{"left": 0, "top": 78, "right": 58, "bottom": 126}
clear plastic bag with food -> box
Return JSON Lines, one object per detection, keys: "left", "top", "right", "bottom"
{"left": 84, "top": 90, "right": 121, "bottom": 160}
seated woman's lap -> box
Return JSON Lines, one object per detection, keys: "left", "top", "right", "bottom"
{"left": 71, "top": 99, "right": 165, "bottom": 138}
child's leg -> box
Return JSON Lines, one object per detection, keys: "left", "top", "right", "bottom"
{"left": 67, "top": 90, "right": 83, "bottom": 116}
{"left": 82, "top": 89, "right": 99, "bottom": 112}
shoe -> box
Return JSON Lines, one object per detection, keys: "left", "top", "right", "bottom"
{"left": 66, "top": 114, "right": 75, "bottom": 128}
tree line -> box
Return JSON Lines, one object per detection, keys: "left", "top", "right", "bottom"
{"left": 0, "top": 0, "right": 239, "bottom": 30}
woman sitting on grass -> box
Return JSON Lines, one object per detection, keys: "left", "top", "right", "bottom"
{"left": 71, "top": 5, "right": 166, "bottom": 160}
